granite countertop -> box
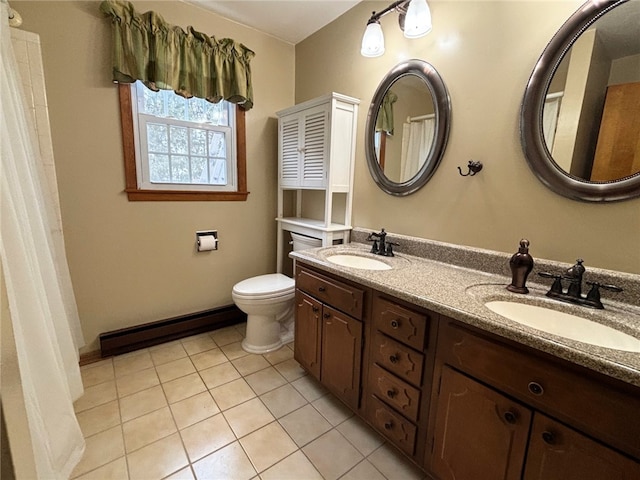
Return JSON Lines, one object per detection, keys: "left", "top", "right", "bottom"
{"left": 290, "top": 236, "right": 640, "bottom": 388}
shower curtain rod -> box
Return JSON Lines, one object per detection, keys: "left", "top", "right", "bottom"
{"left": 3, "top": 0, "right": 23, "bottom": 27}
{"left": 407, "top": 113, "right": 435, "bottom": 123}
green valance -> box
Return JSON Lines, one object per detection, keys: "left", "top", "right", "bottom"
{"left": 376, "top": 90, "right": 398, "bottom": 135}
{"left": 100, "top": 0, "right": 255, "bottom": 110}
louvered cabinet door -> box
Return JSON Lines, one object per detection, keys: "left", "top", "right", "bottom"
{"left": 279, "top": 115, "right": 301, "bottom": 187}
{"left": 300, "top": 105, "right": 329, "bottom": 188}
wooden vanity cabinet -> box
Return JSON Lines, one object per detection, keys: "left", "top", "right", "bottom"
{"left": 364, "top": 294, "right": 438, "bottom": 464}
{"left": 294, "top": 265, "right": 367, "bottom": 410}
{"left": 428, "top": 318, "right": 640, "bottom": 479}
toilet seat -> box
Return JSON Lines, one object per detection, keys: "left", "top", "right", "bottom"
{"left": 232, "top": 273, "right": 294, "bottom": 300}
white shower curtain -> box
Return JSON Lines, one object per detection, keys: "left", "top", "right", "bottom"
{"left": 400, "top": 117, "right": 435, "bottom": 181}
{"left": 1, "top": 3, "right": 85, "bottom": 478}
{"left": 543, "top": 95, "right": 561, "bottom": 154}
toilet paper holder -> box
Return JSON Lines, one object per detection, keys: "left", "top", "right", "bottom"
{"left": 196, "top": 230, "right": 218, "bottom": 251}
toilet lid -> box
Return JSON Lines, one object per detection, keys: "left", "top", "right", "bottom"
{"left": 233, "top": 273, "right": 295, "bottom": 297}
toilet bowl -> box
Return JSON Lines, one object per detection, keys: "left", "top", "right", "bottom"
{"left": 233, "top": 232, "right": 322, "bottom": 353}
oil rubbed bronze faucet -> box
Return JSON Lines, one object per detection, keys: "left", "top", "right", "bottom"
{"left": 366, "top": 228, "right": 399, "bottom": 257}
{"left": 538, "top": 259, "right": 623, "bottom": 309}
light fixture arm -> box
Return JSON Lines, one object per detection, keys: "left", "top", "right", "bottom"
{"left": 367, "top": 0, "right": 411, "bottom": 27}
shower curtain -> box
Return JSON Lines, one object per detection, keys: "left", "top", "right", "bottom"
{"left": 1, "top": 3, "right": 85, "bottom": 478}
{"left": 400, "top": 117, "right": 435, "bottom": 181}
{"left": 543, "top": 95, "right": 561, "bottom": 154}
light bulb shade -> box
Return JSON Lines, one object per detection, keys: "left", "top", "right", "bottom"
{"left": 361, "top": 21, "right": 385, "bottom": 57}
{"left": 404, "top": 0, "right": 432, "bottom": 39}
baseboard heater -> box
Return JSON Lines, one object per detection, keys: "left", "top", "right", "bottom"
{"left": 99, "top": 305, "right": 246, "bottom": 357}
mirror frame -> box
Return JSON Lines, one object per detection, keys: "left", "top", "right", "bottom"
{"left": 365, "top": 59, "right": 451, "bottom": 196}
{"left": 520, "top": 0, "right": 640, "bottom": 202}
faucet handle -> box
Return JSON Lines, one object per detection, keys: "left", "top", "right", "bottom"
{"left": 586, "top": 281, "right": 623, "bottom": 293}
{"left": 385, "top": 242, "right": 400, "bottom": 257}
{"left": 584, "top": 282, "right": 622, "bottom": 309}
{"left": 538, "top": 272, "right": 563, "bottom": 294}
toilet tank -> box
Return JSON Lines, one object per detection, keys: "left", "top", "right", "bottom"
{"left": 290, "top": 232, "right": 322, "bottom": 251}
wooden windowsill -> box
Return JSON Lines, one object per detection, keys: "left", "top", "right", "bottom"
{"left": 125, "top": 189, "right": 250, "bottom": 201}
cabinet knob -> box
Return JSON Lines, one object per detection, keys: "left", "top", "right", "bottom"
{"left": 318, "top": 286, "right": 326, "bottom": 292}
{"left": 389, "top": 354, "right": 399, "bottom": 364}
{"left": 323, "top": 313, "right": 331, "bottom": 319}
{"left": 390, "top": 320, "right": 400, "bottom": 329}
{"left": 528, "top": 381, "right": 544, "bottom": 396}
{"left": 384, "top": 421, "right": 394, "bottom": 430}
{"left": 542, "top": 431, "right": 556, "bottom": 445}
{"left": 312, "top": 306, "right": 319, "bottom": 313}
{"left": 386, "top": 389, "right": 397, "bottom": 398}
{"left": 503, "top": 411, "right": 517, "bottom": 424}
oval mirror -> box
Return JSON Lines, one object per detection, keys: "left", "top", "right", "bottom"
{"left": 521, "top": 0, "right": 640, "bottom": 202}
{"left": 366, "top": 59, "right": 451, "bottom": 196}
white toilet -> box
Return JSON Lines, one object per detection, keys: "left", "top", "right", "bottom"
{"left": 233, "top": 232, "right": 321, "bottom": 354}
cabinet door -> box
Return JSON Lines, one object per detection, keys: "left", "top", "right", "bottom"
{"left": 279, "top": 115, "right": 301, "bottom": 187}
{"left": 294, "top": 290, "right": 322, "bottom": 379}
{"left": 431, "top": 366, "right": 532, "bottom": 480}
{"left": 300, "top": 105, "right": 329, "bottom": 188}
{"left": 524, "top": 414, "right": 640, "bottom": 480}
{"left": 321, "top": 305, "right": 362, "bottom": 409}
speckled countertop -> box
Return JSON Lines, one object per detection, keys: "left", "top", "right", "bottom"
{"left": 290, "top": 228, "right": 640, "bottom": 388}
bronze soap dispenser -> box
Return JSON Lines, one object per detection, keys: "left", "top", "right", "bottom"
{"left": 507, "top": 239, "right": 534, "bottom": 294}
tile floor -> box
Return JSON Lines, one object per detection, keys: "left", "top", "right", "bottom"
{"left": 72, "top": 323, "right": 426, "bottom": 480}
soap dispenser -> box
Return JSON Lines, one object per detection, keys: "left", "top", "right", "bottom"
{"left": 507, "top": 239, "right": 534, "bottom": 294}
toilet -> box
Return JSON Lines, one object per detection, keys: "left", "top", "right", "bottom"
{"left": 233, "top": 232, "right": 321, "bottom": 354}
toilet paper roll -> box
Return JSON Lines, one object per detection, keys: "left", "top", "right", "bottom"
{"left": 197, "top": 235, "right": 217, "bottom": 251}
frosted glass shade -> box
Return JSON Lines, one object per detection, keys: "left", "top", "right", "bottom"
{"left": 361, "top": 21, "right": 385, "bottom": 57}
{"left": 404, "top": 0, "right": 432, "bottom": 38}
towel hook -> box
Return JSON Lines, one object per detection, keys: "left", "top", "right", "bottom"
{"left": 458, "top": 160, "right": 483, "bottom": 177}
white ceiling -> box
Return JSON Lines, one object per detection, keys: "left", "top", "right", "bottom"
{"left": 187, "top": 0, "right": 363, "bottom": 44}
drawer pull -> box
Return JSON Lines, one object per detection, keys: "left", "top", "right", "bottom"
{"left": 503, "top": 411, "right": 517, "bottom": 424}
{"left": 323, "top": 313, "right": 331, "bottom": 319}
{"left": 528, "top": 381, "right": 544, "bottom": 396}
{"left": 389, "top": 354, "right": 399, "bottom": 364}
{"left": 384, "top": 421, "right": 394, "bottom": 430}
{"left": 318, "top": 286, "right": 326, "bottom": 292}
{"left": 386, "top": 389, "right": 397, "bottom": 398}
{"left": 312, "top": 306, "right": 319, "bottom": 313}
{"left": 391, "top": 319, "right": 400, "bottom": 329}
{"left": 542, "top": 431, "right": 556, "bottom": 445}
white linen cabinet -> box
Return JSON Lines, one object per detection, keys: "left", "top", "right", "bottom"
{"left": 276, "top": 93, "right": 359, "bottom": 272}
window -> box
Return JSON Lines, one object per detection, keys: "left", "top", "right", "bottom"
{"left": 119, "top": 82, "right": 248, "bottom": 201}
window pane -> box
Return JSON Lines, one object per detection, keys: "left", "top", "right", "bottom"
{"left": 171, "top": 155, "right": 190, "bottom": 183}
{"left": 206, "top": 102, "right": 229, "bottom": 126}
{"left": 188, "top": 98, "right": 207, "bottom": 123}
{"left": 191, "top": 156, "right": 208, "bottom": 183}
{"left": 190, "top": 129, "right": 207, "bottom": 155}
{"left": 209, "top": 158, "right": 227, "bottom": 185}
{"left": 167, "top": 93, "right": 187, "bottom": 119}
{"left": 208, "top": 131, "right": 226, "bottom": 158}
{"left": 142, "top": 88, "right": 164, "bottom": 116}
{"left": 147, "top": 124, "right": 169, "bottom": 153}
{"left": 169, "top": 126, "right": 188, "bottom": 154}
{"left": 149, "top": 154, "right": 170, "bottom": 182}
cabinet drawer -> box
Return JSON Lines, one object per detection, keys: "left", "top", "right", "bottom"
{"left": 296, "top": 266, "right": 364, "bottom": 320}
{"left": 440, "top": 321, "right": 640, "bottom": 460}
{"left": 372, "top": 332, "right": 424, "bottom": 387}
{"left": 368, "top": 363, "right": 421, "bottom": 421}
{"left": 374, "top": 296, "right": 428, "bottom": 350}
{"left": 367, "top": 395, "right": 417, "bottom": 456}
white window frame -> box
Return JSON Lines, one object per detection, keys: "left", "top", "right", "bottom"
{"left": 130, "top": 82, "right": 238, "bottom": 193}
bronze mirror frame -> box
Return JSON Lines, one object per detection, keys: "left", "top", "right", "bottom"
{"left": 520, "top": 0, "right": 640, "bottom": 202}
{"left": 365, "top": 59, "right": 451, "bottom": 196}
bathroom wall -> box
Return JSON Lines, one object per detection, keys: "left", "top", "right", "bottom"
{"left": 296, "top": 1, "right": 640, "bottom": 275}
{"left": 13, "top": 0, "right": 296, "bottom": 352}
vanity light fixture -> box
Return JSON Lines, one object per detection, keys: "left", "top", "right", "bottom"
{"left": 360, "top": 0, "right": 432, "bottom": 58}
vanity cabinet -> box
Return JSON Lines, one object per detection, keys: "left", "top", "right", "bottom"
{"left": 428, "top": 319, "right": 640, "bottom": 479}
{"left": 276, "top": 93, "right": 359, "bottom": 272}
{"left": 364, "top": 294, "right": 438, "bottom": 463}
{"left": 294, "top": 265, "right": 366, "bottom": 409}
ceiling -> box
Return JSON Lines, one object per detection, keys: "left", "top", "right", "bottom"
{"left": 187, "top": 1, "right": 363, "bottom": 44}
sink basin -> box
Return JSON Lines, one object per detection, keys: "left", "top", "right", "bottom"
{"left": 485, "top": 301, "right": 640, "bottom": 352}
{"left": 326, "top": 254, "right": 392, "bottom": 271}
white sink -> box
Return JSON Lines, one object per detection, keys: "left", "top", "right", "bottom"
{"left": 485, "top": 301, "right": 640, "bottom": 352}
{"left": 326, "top": 254, "right": 392, "bottom": 271}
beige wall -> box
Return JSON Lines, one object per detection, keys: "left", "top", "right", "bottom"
{"left": 14, "top": 1, "right": 295, "bottom": 352}
{"left": 296, "top": 1, "right": 640, "bottom": 274}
